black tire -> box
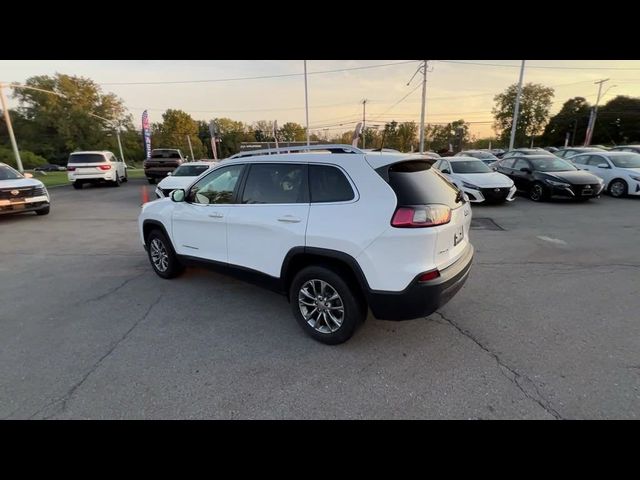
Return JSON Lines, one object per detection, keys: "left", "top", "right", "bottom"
{"left": 608, "top": 179, "right": 627, "bottom": 198}
{"left": 122, "top": 169, "right": 128, "bottom": 182}
{"left": 529, "top": 181, "right": 547, "bottom": 202}
{"left": 35, "top": 206, "right": 50, "bottom": 215}
{"left": 112, "top": 172, "right": 121, "bottom": 187}
{"left": 147, "top": 178, "right": 156, "bottom": 185}
{"left": 289, "top": 265, "right": 365, "bottom": 345}
{"left": 146, "top": 229, "right": 184, "bottom": 279}
{"left": 72, "top": 181, "right": 83, "bottom": 190}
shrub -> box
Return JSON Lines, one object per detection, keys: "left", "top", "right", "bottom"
{"left": 0, "top": 145, "right": 48, "bottom": 169}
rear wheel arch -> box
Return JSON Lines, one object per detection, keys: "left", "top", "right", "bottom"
{"left": 281, "top": 248, "right": 369, "bottom": 307}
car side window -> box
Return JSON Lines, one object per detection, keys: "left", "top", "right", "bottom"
{"left": 433, "top": 160, "right": 441, "bottom": 169}
{"left": 241, "top": 163, "right": 308, "bottom": 204}
{"left": 309, "top": 165, "right": 354, "bottom": 203}
{"left": 587, "top": 156, "right": 607, "bottom": 166}
{"left": 188, "top": 164, "right": 244, "bottom": 204}
{"left": 573, "top": 155, "right": 588, "bottom": 165}
{"left": 513, "top": 159, "right": 530, "bottom": 171}
{"left": 500, "top": 158, "right": 515, "bottom": 169}
{"left": 440, "top": 161, "right": 450, "bottom": 173}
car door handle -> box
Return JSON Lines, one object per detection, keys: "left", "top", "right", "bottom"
{"left": 208, "top": 212, "right": 224, "bottom": 218}
{"left": 277, "top": 215, "right": 301, "bottom": 223}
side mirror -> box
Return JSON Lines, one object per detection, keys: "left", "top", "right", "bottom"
{"left": 166, "top": 172, "right": 172, "bottom": 176}
{"left": 23, "top": 172, "right": 34, "bottom": 178}
{"left": 170, "top": 189, "right": 185, "bottom": 202}
{"left": 520, "top": 167, "right": 532, "bottom": 174}
{"left": 597, "top": 164, "right": 610, "bottom": 169}
{"left": 441, "top": 169, "right": 451, "bottom": 174}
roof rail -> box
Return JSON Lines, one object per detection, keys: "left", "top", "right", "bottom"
{"left": 229, "top": 144, "right": 364, "bottom": 159}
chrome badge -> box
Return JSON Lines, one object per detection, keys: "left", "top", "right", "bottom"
{"left": 10, "top": 190, "right": 19, "bottom": 196}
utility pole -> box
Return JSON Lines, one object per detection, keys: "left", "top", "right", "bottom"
{"left": 115, "top": 123, "right": 125, "bottom": 163}
{"left": 509, "top": 60, "right": 526, "bottom": 151}
{"left": 304, "top": 60, "right": 310, "bottom": 146}
{"left": 419, "top": 60, "right": 428, "bottom": 153}
{"left": 584, "top": 78, "right": 610, "bottom": 146}
{"left": 0, "top": 83, "right": 24, "bottom": 172}
{"left": 362, "top": 99, "right": 367, "bottom": 149}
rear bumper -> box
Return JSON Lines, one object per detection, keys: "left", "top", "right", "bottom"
{"left": 145, "top": 168, "right": 176, "bottom": 178}
{"left": 366, "top": 243, "right": 474, "bottom": 320}
{"left": 68, "top": 173, "right": 115, "bottom": 181}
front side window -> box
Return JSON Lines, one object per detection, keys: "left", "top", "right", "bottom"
{"left": 513, "top": 159, "right": 530, "bottom": 171}
{"left": 241, "top": 163, "right": 308, "bottom": 204}
{"left": 587, "top": 156, "right": 607, "bottom": 166}
{"left": 188, "top": 164, "right": 244, "bottom": 204}
{"left": 608, "top": 153, "right": 640, "bottom": 168}
{"left": 309, "top": 165, "right": 354, "bottom": 203}
{"left": 572, "top": 155, "right": 588, "bottom": 165}
{"left": 500, "top": 158, "right": 515, "bottom": 169}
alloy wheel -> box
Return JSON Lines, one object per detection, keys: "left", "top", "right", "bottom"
{"left": 298, "top": 279, "right": 345, "bottom": 334}
{"left": 150, "top": 238, "right": 169, "bottom": 272}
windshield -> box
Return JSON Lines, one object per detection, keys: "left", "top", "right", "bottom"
{"left": 530, "top": 157, "right": 576, "bottom": 172}
{"left": 609, "top": 154, "right": 640, "bottom": 168}
{"left": 68, "top": 154, "right": 106, "bottom": 163}
{"left": 451, "top": 160, "right": 492, "bottom": 174}
{"left": 0, "top": 164, "right": 23, "bottom": 180}
{"left": 172, "top": 164, "right": 210, "bottom": 176}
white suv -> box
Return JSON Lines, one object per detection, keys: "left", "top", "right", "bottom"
{"left": 138, "top": 145, "right": 474, "bottom": 344}
{"left": 67, "top": 151, "right": 127, "bottom": 189}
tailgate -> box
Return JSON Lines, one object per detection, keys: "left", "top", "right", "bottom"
{"left": 434, "top": 203, "right": 472, "bottom": 270}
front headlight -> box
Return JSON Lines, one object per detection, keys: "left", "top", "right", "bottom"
{"left": 462, "top": 181, "right": 479, "bottom": 189}
{"left": 630, "top": 175, "right": 640, "bottom": 182}
{"left": 544, "top": 179, "right": 571, "bottom": 187}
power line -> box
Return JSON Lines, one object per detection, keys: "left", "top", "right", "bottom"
{"left": 435, "top": 60, "right": 640, "bottom": 71}
{"left": 99, "top": 60, "right": 420, "bottom": 86}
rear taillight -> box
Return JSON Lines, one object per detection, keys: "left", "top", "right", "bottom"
{"left": 391, "top": 205, "right": 451, "bottom": 228}
{"left": 418, "top": 269, "right": 441, "bottom": 282}
{"left": 67, "top": 166, "right": 76, "bottom": 171}
{"left": 98, "top": 164, "right": 112, "bottom": 170}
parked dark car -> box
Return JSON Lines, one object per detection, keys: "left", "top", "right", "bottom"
{"left": 493, "top": 155, "right": 605, "bottom": 202}
{"left": 554, "top": 147, "right": 605, "bottom": 160}
{"left": 34, "top": 163, "right": 66, "bottom": 172}
{"left": 455, "top": 150, "right": 499, "bottom": 165}
{"left": 609, "top": 145, "right": 640, "bottom": 154}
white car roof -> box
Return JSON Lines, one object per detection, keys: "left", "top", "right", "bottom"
{"left": 70, "top": 150, "right": 112, "bottom": 155}
{"left": 447, "top": 156, "right": 485, "bottom": 162}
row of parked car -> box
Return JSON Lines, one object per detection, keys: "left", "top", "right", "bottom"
{"left": 437, "top": 145, "right": 640, "bottom": 202}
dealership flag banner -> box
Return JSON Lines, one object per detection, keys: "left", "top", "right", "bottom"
{"left": 142, "top": 110, "right": 151, "bottom": 159}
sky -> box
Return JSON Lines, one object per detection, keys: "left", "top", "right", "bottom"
{"left": 2, "top": 60, "right": 639, "bottom": 139}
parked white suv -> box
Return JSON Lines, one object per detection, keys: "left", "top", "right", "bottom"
{"left": 67, "top": 151, "right": 127, "bottom": 189}
{"left": 138, "top": 145, "right": 474, "bottom": 344}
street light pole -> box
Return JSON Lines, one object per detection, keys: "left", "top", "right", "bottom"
{"left": 0, "top": 83, "right": 24, "bottom": 172}
{"left": 509, "top": 60, "right": 526, "bottom": 151}
{"left": 362, "top": 99, "right": 367, "bottom": 149}
{"left": 304, "top": 60, "right": 310, "bottom": 146}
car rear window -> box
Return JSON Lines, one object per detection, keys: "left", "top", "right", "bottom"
{"left": 151, "top": 150, "right": 182, "bottom": 159}
{"left": 378, "top": 160, "right": 462, "bottom": 208}
{"left": 309, "top": 165, "right": 354, "bottom": 203}
{"left": 68, "top": 154, "right": 106, "bottom": 163}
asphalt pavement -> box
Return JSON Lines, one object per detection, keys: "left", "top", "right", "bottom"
{"left": 1, "top": 180, "right": 638, "bottom": 419}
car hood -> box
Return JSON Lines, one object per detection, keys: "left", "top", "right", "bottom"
{"left": 157, "top": 176, "right": 197, "bottom": 189}
{"left": 541, "top": 170, "right": 600, "bottom": 185}
{"left": 0, "top": 178, "right": 45, "bottom": 189}
{"left": 453, "top": 171, "right": 513, "bottom": 188}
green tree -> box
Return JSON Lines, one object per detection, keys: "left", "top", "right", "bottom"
{"left": 540, "top": 97, "right": 591, "bottom": 147}
{"left": 493, "top": 83, "right": 555, "bottom": 147}
{"left": 396, "top": 122, "right": 418, "bottom": 152}
{"left": 153, "top": 109, "right": 205, "bottom": 159}
{"left": 278, "top": 122, "right": 306, "bottom": 142}
{"left": 8, "top": 73, "right": 129, "bottom": 163}
{"left": 593, "top": 95, "right": 640, "bottom": 145}
{"left": 424, "top": 120, "right": 470, "bottom": 152}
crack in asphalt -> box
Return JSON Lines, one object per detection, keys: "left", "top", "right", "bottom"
{"left": 29, "top": 294, "right": 163, "bottom": 420}
{"left": 80, "top": 271, "right": 148, "bottom": 304}
{"left": 433, "top": 310, "right": 563, "bottom": 420}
